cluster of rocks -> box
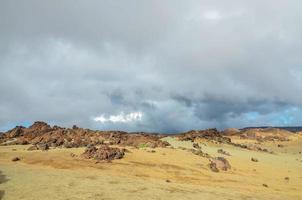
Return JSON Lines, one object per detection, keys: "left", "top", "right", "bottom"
{"left": 178, "top": 129, "right": 272, "bottom": 154}
{"left": 178, "top": 129, "right": 232, "bottom": 144}
{"left": 190, "top": 149, "right": 211, "bottom": 158}
{"left": 82, "top": 145, "right": 125, "bottom": 161}
{"left": 230, "top": 142, "right": 273, "bottom": 153}
{"left": 0, "top": 121, "right": 169, "bottom": 149}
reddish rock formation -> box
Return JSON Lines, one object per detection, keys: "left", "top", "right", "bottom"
{"left": 0, "top": 121, "right": 169, "bottom": 149}
{"left": 82, "top": 145, "right": 125, "bottom": 161}
{"left": 178, "top": 129, "right": 231, "bottom": 144}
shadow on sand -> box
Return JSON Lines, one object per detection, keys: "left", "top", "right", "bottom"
{"left": 0, "top": 170, "right": 8, "bottom": 200}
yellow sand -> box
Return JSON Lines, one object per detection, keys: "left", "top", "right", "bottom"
{"left": 0, "top": 136, "right": 302, "bottom": 200}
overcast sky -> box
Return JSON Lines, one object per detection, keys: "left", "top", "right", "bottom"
{"left": 1, "top": 0, "right": 302, "bottom": 133}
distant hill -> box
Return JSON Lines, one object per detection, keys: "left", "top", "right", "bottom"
{"left": 240, "top": 126, "right": 302, "bottom": 133}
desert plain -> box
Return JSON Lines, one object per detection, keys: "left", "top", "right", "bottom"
{"left": 0, "top": 122, "right": 302, "bottom": 200}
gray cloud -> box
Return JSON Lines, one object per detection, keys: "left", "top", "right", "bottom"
{"left": 0, "top": 0, "right": 302, "bottom": 132}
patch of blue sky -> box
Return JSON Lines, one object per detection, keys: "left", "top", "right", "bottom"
{"left": 0, "top": 121, "right": 32, "bottom": 132}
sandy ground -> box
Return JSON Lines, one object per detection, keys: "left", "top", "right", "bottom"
{"left": 0, "top": 137, "right": 302, "bottom": 200}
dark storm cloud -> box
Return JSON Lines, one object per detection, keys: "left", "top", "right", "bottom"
{"left": 0, "top": 0, "right": 302, "bottom": 132}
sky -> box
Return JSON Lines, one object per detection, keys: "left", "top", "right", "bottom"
{"left": 0, "top": 0, "right": 302, "bottom": 133}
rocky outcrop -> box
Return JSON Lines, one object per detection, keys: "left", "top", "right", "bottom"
{"left": 82, "top": 145, "right": 125, "bottom": 161}
{"left": 178, "top": 129, "right": 231, "bottom": 144}
{"left": 1, "top": 121, "right": 169, "bottom": 149}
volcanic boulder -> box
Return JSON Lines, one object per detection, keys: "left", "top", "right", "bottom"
{"left": 82, "top": 145, "right": 125, "bottom": 161}
{"left": 208, "top": 157, "right": 231, "bottom": 172}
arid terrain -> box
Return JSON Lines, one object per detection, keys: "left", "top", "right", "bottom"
{"left": 0, "top": 122, "right": 302, "bottom": 200}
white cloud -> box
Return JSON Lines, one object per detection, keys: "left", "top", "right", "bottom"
{"left": 94, "top": 112, "right": 143, "bottom": 123}
{"left": 203, "top": 10, "right": 222, "bottom": 20}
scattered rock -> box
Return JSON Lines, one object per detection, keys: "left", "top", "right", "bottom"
{"left": 12, "top": 157, "right": 20, "bottom": 162}
{"left": 208, "top": 162, "right": 219, "bottom": 172}
{"left": 37, "top": 143, "right": 49, "bottom": 151}
{"left": 193, "top": 143, "right": 201, "bottom": 149}
{"left": 191, "top": 149, "right": 211, "bottom": 158}
{"left": 27, "top": 145, "right": 38, "bottom": 151}
{"left": 251, "top": 158, "right": 258, "bottom": 162}
{"left": 217, "top": 149, "right": 231, "bottom": 156}
{"left": 70, "top": 153, "right": 77, "bottom": 157}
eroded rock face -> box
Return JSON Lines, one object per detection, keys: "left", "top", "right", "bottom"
{"left": 6, "top": 126, "right": 25, "bottom": 138}
{"left": 82, "top": 145, "right": 125, "bottom": 161}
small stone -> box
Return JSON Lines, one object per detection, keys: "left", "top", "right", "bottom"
{"left": 27, "top": 145, "right": 38, "bottom": 151}
{"left": 165, "top": 179, "right": 171, "bottom": 183}
{"left": 12, "top": 157, "right": 20, "bottom": 162}
{"left": 37, "top": 143, "right": 49, "bottom": 151}
{"left": 70, "top": 153, "right": 77, "bottom": 157}
{"left": 262, "top": 184, "right": 268, "bottom": 188}
{"left": 217, "top": 149, "right": 231, "bottom": 156}
{"left": 193, "top": 143, "right": 201, "bottom": 149}
{"left": 251, "top": 158, "right": 258, "bottom": 162}
{"left": 208, "top": 162, "right": 219, "bottom": 172}
{"left": 284, "top": 177, "right": 289, "bottom": 181}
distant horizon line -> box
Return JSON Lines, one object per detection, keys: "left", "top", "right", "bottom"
{"left": 1, "top": 121, "right": 302, "bottom": 134}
